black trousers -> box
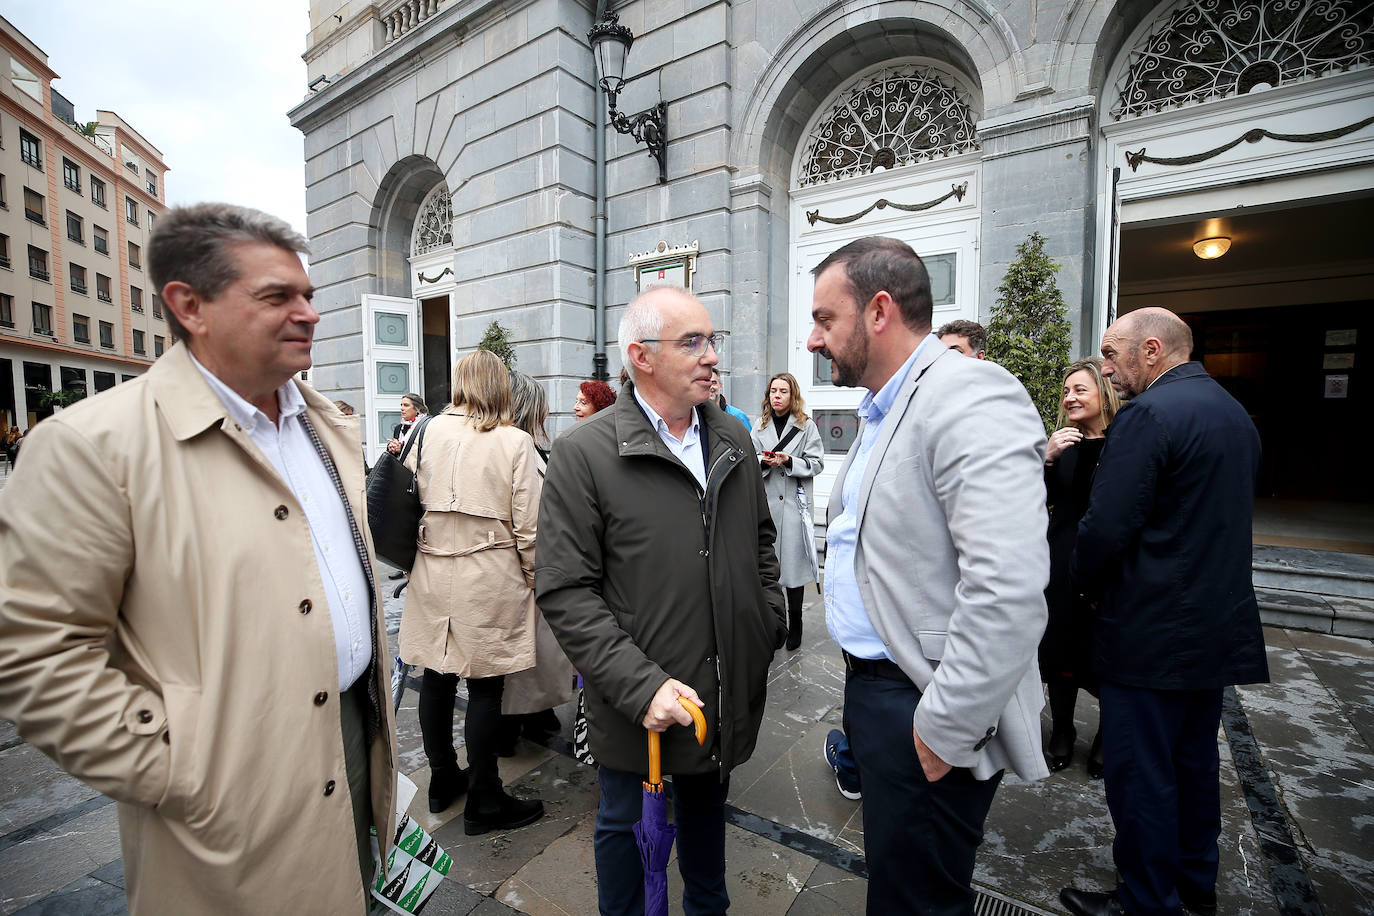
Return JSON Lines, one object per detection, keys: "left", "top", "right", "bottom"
{"left": 1100, "top": 682, "right": 1223, "bottom": 916}
{"left": 417, "top": 668, "right": 506, "bottom": 800}
{"left": 339, "top": 678, "right": 374, "bottom": 897}
{"left": 844, "top": 667, "right": 1001, "bottom": 916}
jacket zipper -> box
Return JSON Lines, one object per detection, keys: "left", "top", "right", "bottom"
{"left": 700, "top": 445, "right": 740, "bottom": 776}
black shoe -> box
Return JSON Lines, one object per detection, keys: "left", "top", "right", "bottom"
{"left": 427, "top": 766, "right": 469, "bottom": 814}
{"left": 1060, "top": 887, "right": 1127, "bottom": 916}
{"left": 1179, "top": 882, "right": 1218, "bottom": 916}
{"left": 785, "top": 629, "right": 802, "bottom": 651}
{"left": 388, "top": 570, "right": 406, "bottom": 580}
{"left": 1087, "top": 731, "right": 1104, "bottom": 779}
{"left": 463, "top": 793, "right": 544, "bottom": 836}
{"left": 523, "top": 709, "right": 561, "bottom": 736}
{"left": 1048, "top": 727, "right": 1076, "bottom": 772}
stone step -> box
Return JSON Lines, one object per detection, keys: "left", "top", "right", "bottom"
{"left": 1253, "top": 545, "right": 1374, "bottom": 638}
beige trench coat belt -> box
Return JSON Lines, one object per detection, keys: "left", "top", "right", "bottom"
{"left": 418, "top": 530, "right": 516, "bottom": 558}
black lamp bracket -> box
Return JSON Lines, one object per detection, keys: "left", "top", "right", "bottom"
{"left": 607, "top": 92, "right": 667, "bottom": 185}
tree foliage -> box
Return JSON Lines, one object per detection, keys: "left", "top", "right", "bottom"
{"left": 985, "top": 232, "right": 1072, "bottom": 434}
{"left": 477, "top": 320, "right": 517, "bottom": 368}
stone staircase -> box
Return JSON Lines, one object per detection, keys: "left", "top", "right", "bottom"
{"left": 1253, "top": 545, "right": 1374, "bottom": 638}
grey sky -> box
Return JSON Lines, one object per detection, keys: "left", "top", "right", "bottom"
{"left": 8, "top": 1, "right": 311, "bottom": 236}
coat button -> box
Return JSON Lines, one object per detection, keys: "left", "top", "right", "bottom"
{"left": 324, "top": 780, "right": 336, "bottom": 796}
{"left": 299, "top": 599, "right": 312, "bottom": 614}
{"left": 274, "top": 505, "right": 289, "bottom": 520}
{"left": 314, "top": 691, "right": 329, "bottom": 706}
{"left": 137, "top": 709, "right": 153, "bottom": 723}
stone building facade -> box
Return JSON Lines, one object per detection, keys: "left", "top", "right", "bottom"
{"left": 289, "top": 0, "right": 1373, "bottom": 505}
{"left": 1, "top": 17, "right": 170, "bottom": 433}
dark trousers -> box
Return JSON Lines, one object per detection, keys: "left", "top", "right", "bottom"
{"left": 417, "top": 669, "right": 506, "bottom": 802}
{"left": 340, "top": 678, "right": 374, "bottom": 898}
{"left": 1100, "top": 682, "right": 1223, "bottom": 916}
{"left": 844, "top": 669, "right": 1002, "bottom": 916}
{"left": 594, "top": 765, "right": 730, "bottom": 916}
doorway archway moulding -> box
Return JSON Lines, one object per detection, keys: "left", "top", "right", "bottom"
{"left": 729, "top": 1, "right": 1022, "bottom": 179}
{"left": 1091, "top": 39, "right": 1374, "bottom": 345}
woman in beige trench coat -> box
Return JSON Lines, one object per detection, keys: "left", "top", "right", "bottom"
{"left": 399, "top": 351, "right": 545, "bottom": 835}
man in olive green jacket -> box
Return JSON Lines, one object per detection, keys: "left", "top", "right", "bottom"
{"left": 536, "top": 287, "right": 787, "bottom": 916}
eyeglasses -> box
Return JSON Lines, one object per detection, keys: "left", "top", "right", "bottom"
{"left": 638, "top": 333, "right": 724, "bottom": 358}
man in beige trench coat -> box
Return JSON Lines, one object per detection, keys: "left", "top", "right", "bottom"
{"left": 0, "top": 204, "right": 397, "bottom": 914}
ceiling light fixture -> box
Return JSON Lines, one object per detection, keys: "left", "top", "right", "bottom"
{"left": 1193, "top": 236, "right": 1231, "bottom": 260}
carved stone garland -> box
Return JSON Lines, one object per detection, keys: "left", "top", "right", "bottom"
{"left": 410, "top": 184, "right": 453, "bottom": 257}
{"left": 1112, "top": 0, "right": 1374, "bottom": 120}
{"left": 798, "top": 66, "right": 980, "bottom": 187}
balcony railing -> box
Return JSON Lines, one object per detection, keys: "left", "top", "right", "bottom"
{"left": 72, "top": 282, "right": 87, "bottom": 295}
{"left": 381, "top": 0, "right": 441, "bottom": 44}
{"left": 25, "top": 208, "right": 44, "bottom": 225}
{"left": 97, "top": 290, "right": 112, "bottom": 302}
{"left": 29, "top": 265, "right": 49, "bottom": 282}
{"left": 0, "top": 256, "right": 10, "bottom": 271}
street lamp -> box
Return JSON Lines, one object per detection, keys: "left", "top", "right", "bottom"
{"left": 588, "top": 11, "right": 668, "bottom": 184}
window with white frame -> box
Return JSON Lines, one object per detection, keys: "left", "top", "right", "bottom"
{"left": 63, "top": 158, "right": 80, "bottom": 192}
{"left": 73, "top": 313, "right": 90, "bottom": 343}
{"left": 70, "top": 262, "right": 87, "bottom": 294}
{"left": 125, "top": 197, "right": 138, "bottom": 226}
{"left": 90, "top": 176, "right": 106, "bottom": 208}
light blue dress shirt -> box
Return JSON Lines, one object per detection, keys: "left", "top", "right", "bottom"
{"left": 634, "top": 387, "right": 706, "bottom": 490}
{"left": 190, "top": 354, "right": 372, "bottom": 691}
{"left": 824, "top": 334, "right": 938, "bottom": 659}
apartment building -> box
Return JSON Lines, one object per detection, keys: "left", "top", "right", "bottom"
{"left": 0, "top": 15, "right": 169, "bottom": 432}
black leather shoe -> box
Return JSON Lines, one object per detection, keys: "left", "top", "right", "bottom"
{"left": 1047, "top": 727, "right": 1076, "bottom": 772}
{"left": 1179, "top": 883, "right": 1217, "bottom": 916}
{"left": 427, "top": 766, "right": 469, "bottom": 814}
{"left": 1086, "top": 731, "right": 1105, "bottom": 779}
{"left": 1060, "top": 887, "right": 1127, "bottom": 916}
{"left": 464, "top": 793, "right": 544, "bottom": 836}
{"left": 388, "top": 570, "right": 406, "bottom": 580}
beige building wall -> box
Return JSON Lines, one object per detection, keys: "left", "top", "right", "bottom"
{"left": 0, "top": 15, "right": 169, "bottom": 431}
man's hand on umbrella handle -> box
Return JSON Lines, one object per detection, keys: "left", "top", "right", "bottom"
{"left": 643, "top": 679, "right": 703, "bottom": 732}
{"left": 913, "top": 727, "right": 952, "bottom": 782}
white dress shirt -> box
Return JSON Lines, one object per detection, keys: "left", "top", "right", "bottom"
{"left": 190, "top": 354, "right": 372, "bottom": 691}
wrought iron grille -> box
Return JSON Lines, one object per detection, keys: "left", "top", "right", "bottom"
{"left": 798, "top": 66, "right": 980, "bottom": 187}
{"left": 410, "top": 184, "right": 453, "bottom": 257}
{"left": 1112, "top": 0, "right": 1374, "bottom": 120}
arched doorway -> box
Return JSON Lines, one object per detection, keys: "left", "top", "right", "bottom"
{"left": 788, "top": 59, "right": 984, "bottom": 510}
{"left": 1094, "top": 0, "right": 1374, "bottom": 541}
{"left": 362, "top": 168, "right": 454, "bottom": 461}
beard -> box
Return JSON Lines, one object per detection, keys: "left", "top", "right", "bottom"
{"left": 826, "top": 317, "right": 870, "bottom": 388}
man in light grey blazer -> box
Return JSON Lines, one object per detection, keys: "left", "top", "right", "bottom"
{"left": 808, "top": 237, "right": 1050, "bottom": 915}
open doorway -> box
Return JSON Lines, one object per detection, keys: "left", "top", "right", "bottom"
{"left": 1118, "top": 193, "right": 1373, "bottom": 552}
{"left": 420, "top": 295, "right": 451, "bottom": 411}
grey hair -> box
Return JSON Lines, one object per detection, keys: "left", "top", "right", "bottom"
{"left": 148, "top": 203, "right": 309, "bottom": 341}
{"left": 508, "top": 370, "right": 549, "bottom": 446}
{"left": 616, "top": 289, "right": 670, "bottom": 382}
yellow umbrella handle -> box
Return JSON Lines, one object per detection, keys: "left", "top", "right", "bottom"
{"left": 646, "top": 696, "right": 709, "bottom": 788}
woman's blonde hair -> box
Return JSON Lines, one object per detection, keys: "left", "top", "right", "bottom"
{"left": 450, "top": 350, "right": 513, "bottom": 431}
{"left": 1055, "top": 356, "right": 1120, "bottom": 432}
{"left": 757, "top": 372, "right": 808, "bottom": 428}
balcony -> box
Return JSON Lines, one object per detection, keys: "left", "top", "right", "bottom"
{"left": 380, "top": 0, "right": 442, "bottom": 44}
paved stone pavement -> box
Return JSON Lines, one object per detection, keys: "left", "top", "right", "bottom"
{"left": 2, "top": 576, "right": 1371, "bottom": 915}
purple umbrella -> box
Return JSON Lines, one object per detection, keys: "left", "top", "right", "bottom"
{"left": 637, "top": 697, "right": 707, "bottom": 916}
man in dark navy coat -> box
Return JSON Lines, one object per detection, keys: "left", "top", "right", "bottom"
{"left": 1060, "top": 307, "right": 1269, "bottom": 916}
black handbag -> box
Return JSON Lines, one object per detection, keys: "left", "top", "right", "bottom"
{"left": 365, "top": 416, "right": 431, "bottom": 571}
